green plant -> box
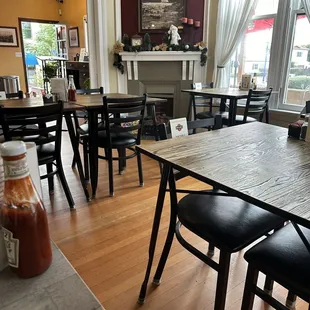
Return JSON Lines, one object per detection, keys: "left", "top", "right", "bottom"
{"left": 83, "top": 78, "right": 90, "bottom": 89}
{"left": 43, "top": 62, "right": 59, "bottom": 83}
{"left": 288, "top": 75, "right": 310, "bottom": 90}
{"left": 143, "top": 33, "right": 152, "bottom": 51}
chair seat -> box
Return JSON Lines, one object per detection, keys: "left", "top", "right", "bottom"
{"left": 244, "top": 224, "right": 310, "bottom": 300}
{"left": 37, "top": 143, "right": 55, "bottom": 163}
{"left": 196, "top": 111, "right": 214, "bottom": 119}
{"left": 97, "top": 131, "right": 136, "bottom": 148}
{"left": 177, "top": 194, "right": 284, "bottom": 252}
{"left": 221, "top": 112, "right": 257, "bottom": 124}
{"left": 77, "top": 122, "right": 105, "bottom": 135}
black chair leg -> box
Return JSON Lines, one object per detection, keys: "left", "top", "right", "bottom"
{"left": 286, "top": 291, "right": 297, "bottom": 309}
{"left": 137, "top": 151, "right": 144, "bottom": 187}
{"left": 214, "top": 251, "right": 231, "bottom": 310}
{"left": 56, "top": 159, "right": 75, "bottom": 208}
{"left": 71, "top": 157, "right": 76, "bottom": 169}
{"left": 241, "top": 265, "right": 259, "bottom": 310}
{"left": 264, "top": 276, "right": 274, "bottom": 295}
{"left": 117, "top": 148, "right": 125, "bottom": 175}
{"left": 83, "top": 140, "right": 89, "bottom": 182}
{"left": 265, "top": 107, "right": 270, "bottom": 124}
{"left": 107, "top": 149, "right": 114, "bottom": 197}
{"left": 207, "top": 243, "right": 215, "bottom": 257}
{"left": 46, "top": 163, "right": 54, "bottom": 194}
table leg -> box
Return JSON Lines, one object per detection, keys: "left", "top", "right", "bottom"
{"left": 187, "top": 95, "right": 193, "bottom": 120}
{"left": 64, "top": 112, "right": 90, "bottom": 202}
{"left": 152, "top": 169, "right": 178, "bottom": 285}
{"left": 88, "top": 109, "right": 99, "bottom": 198}
{"left": 151, "top": 104, "right": 159, "bottom": 141}
{"left": 228, "top": 98, "right": 237, "bottom": 126}
{"left": 138, "top": 164, "right": 171, "bottom": 304}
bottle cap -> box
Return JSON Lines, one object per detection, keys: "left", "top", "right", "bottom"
{"left": 0, "top": 141, "right": 27, "bottom": 157}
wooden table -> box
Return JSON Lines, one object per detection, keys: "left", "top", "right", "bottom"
{"left": 182, "top": 88, "right": 249, "bottom": 126}
{"left": 0, "top": 98, "right": 91, "bottom": 202}
{"left": 136, "top": 122, "right": 310, "bottom": 302}
{"left": 0, "top": 242, "right": 104, "bottom": 310}
{"left": 73, "top": 93, "right": 167, "bottom": 198}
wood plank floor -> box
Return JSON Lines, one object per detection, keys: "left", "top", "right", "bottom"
{"left": 43, "top": 133, "right": 308, "bottom": 310}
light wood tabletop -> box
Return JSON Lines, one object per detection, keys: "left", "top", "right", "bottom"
{"left": 182, "top": 88, "right": 249, "bottom": 98}
{"left": 137, "top": 122, "right": 310, "bottom": 229}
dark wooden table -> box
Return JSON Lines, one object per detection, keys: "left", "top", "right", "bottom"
{"left": 0, "top": 98, "right": 91, "bottom": 202}
{"left": 136, "top": 122, "right": 310, "bottom": 302}
{"left": 73, "top": 93, "right": 167, "bottom": 198}
{"left": 182, "top": 88, "right": 249, "bottom": 126}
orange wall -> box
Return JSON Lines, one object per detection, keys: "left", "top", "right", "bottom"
{"left": 60, "top": 0, "right": 86, "bottom": 60}
{"left": 0, "top": 0, "right": 86, "bottom": 92}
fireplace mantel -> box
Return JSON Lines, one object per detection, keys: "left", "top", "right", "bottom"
{"left": 119, "top": 51, "right": 204, "bottom": 81}
{"left": 118, "top": 51, "right": 207, "bottom": 118}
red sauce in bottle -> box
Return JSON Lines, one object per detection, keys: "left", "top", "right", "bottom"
{"left": 0, "top": 142, "right": 52, "bottom": 278}
{"left": 68, "top": 88, "right": 76, "bottom": 101}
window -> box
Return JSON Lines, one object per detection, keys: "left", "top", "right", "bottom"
{"left": 283, "top": 15, "right": 310, "bottom": 108}
{"left": 252, "top": 64, "right": 259, "bottom": 70}
{"left": 230, "top": 17, "right": 275, "bottom": 88}
{"left": 22, "top": 22, "right": 32, "bottom": 40}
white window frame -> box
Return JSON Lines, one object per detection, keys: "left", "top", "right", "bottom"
{"left": 277, "top": 8, "right": 306, "bottom": 112}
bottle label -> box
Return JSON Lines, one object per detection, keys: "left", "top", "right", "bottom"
{"left": 3, "top": 157, "right": 30, "bottom": 180}
{"left": 2, "top": 227, "right": 19, "bottom": 268}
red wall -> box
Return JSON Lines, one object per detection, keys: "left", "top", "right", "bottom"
{"left": 121, "top": 0, "right": 205, "bottom": 45}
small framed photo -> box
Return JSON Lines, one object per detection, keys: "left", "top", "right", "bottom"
{"left": 69, "top": 27, "right": 79, "bottom": 48}
{"left": 0, "top": 26, "right": 19, "bottom": 47}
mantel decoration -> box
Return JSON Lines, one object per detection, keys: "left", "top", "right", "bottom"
{"left": 112, "top": 32, "right": 207, "bottom": 74}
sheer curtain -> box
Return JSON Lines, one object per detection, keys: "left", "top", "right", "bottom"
{"left": 301, "top": 0, "right": 310, "bottom": 20}
{"left": 214, "top": 0, "right": 258, "bottom": 88}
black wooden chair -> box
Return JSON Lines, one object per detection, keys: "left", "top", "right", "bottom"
{"left": 222, "top": 88, "right": 272, "bottom": 126}
{"left": 187, "top": 82, "right": 214, "bottom": 120}
{"left": 71, "top": 87, "right": 104, "bottom": 169}
{"left": 5, "top": 91, "right": 24, "bottom": 99}
{"left": 82, "top": 95, "right": 147, "bottom": 196}
{"left": 241, "top": 223, "right": 310, "bottom": 310}
{"left": 0, "top": 102, "right": 75, "bottom": 208}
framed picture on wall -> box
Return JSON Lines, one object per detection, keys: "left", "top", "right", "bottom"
{"left": 0, "top": 26, "right": 19, "bottom": 47}
{"left": 139, "top": 0, "right": 186, "bottom": 32}
{"left": 69, "top": 27, "right": 80, "bottom": 48}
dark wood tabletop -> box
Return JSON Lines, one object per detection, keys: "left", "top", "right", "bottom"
{"left": 73, "top": 93, "right": 167, "bottom": 109}
{"left": 137, "top": 122, "right": 310, "bottom": 229}
{"left": 182, "top": 88, "right": 249, "bottom": 99}
{"left": 0, "top": 98, "right": 84, "bottom": 112}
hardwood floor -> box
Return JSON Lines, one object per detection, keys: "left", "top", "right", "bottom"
{"left": 43, "top": 133, "right": 308, "bottom": 310}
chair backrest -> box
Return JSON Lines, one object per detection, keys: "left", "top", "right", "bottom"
{"left": 5, "top": 91, "right": 24, "bottom": 99}
{"left": 243, "top": 88, "right": 273, "bottom": 123}
{"left": 76, "top": 87, "right": 104, "bottom": 95}
{"left": 0, "top": 102, "right": 64, "bottom": 157}
{"left": 158, "top": 115, "right": 222, "bottom": 140}
{"left": 102, "top": 95, "right": 147, "bottom": 146}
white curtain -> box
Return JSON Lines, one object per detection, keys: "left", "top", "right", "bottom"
{"left": 301, "top": 0, "right": 310, "bottom": 20}
{"left": 214, "top": 0, "right": 258, "bottom": 88}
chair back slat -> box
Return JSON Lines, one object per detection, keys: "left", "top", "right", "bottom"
{"left": 76, "top": 87, "right": 104, "bottom": 95}
{"left": 102, "top": 95, "right": 147, "bottom": 145}
{"left": 5, "top": 91, "right": 23, "bottom": 99}
{"left": 159, "top": 116, "right": 222, "bottom": 140}
{"left": 0, "top": 102, "right": 63, "bottom": 152}
{"left": 243, "top": 88, "right": 272, "bottom": 123}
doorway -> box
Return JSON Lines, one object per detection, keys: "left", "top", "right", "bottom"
{"left": 18, "top": 18, "right": 67, "bottom": 95}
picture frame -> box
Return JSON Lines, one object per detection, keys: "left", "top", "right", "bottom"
{"left": 0, "top": 26, "right": 19, "bottom": 47}
{"left": 139, "top": 0, "right": 186, "bottom": 33}
{"left": 68, "top": 27, "right": 79, "bottom": 48}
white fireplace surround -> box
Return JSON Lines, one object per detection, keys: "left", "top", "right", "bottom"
{"left": 118, "top": 51, "right": 206, "bottom": 93}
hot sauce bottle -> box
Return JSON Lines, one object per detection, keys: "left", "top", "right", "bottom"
{"left": 0, "top": 141, "right": 52, "bottom": 278}
{"left": 68, "top": 75, "right": 77, "bottom": 101}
